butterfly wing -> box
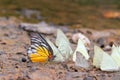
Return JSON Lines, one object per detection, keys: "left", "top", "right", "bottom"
{"left": 28, "top": 47, "right": 49, "bottom": 62}
{"left": 28, "top": 32, "right": 54, "bottom": 62}
{"left": 118, "top": 46, "right": 120, "bottom": 53}
{"left": 93, "top": 45, "right": 104, "bottom": 68}
{"left": 100, "top": 52, "right": 119, "bottom": 71}
{"left": 46, "top": 38, "right": 64, "bottom": 62}
{"left": 75, "top": 51, "right": 90, "bottom": 69}
{"left": 73, "top": 39, "right": 89, "bottom": 62}
{"left": 56, "top": 29, "right": 69, "bottom": 46}
{"left": 55, "top": 29, "right": 73, "bottom": 60}
{"left": 30, "top": 32, "right": 53, "bottom": 53}
{"left": 111, "top": 45, "right": 120, "bottom": 67}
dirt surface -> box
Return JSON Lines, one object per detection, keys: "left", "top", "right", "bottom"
{"left": 0, "top": 19, "right": 120, "bottom": 80}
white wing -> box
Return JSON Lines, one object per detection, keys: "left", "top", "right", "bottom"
{"left": 73, "top": 39, "right": 89, "bottom": 62}
{"left": 56, "top": 29, "right": 70, "bottom": 46}
{"left": 55, "top": 29, "right": 73, "bottom": 60}
{"left": 100, "top": 52, "right": 119, "bottom": 71}
{"left": 118, "top": 46, "right": 120, "bottom": 53}
{"left": 111, "top": 45, "right": 120, "bottom": 67}
{"left": 46, "top": 38, "right": 64, "bottom": 62}
{"left": 75, "top": 51, "right": 90, "bottom": 69}
{"left": 93, "top": 45, "right": 104, "bottom": 68}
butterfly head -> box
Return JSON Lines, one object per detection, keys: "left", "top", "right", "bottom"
{"left": 48, "top": 52, "right": 55, "bottom": 61}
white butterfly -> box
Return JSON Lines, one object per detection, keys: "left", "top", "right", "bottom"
{"left": 100, "top": 51, "right": 119, "bottom": 71}
{"left": 111, "top": 45, "right": 120, "bottom": 67}
{"left": 93, "top": 45, "right": 119, "bottom": 71}
{"left": 73, "top": 39, "right": 90, "bottom": 62}
{"left": 46, "top": 38, "right": 64, "bottom": 62}
{"left": 55, "top": 29, "right": 73, "bottom": 61}
{"left": 73, "top": 39, "right": 90, "bottom": 68}
{"left": 118, "top": 46, "right": 120, "bottom": 53}
{"left": 93, "top": 45, "right": 104, "bottom": 68}
{"left": 75, "top": 51, "right": 90, "bottom": 69}
{"left": 46, "top": 29, "right": 73, "bottom": 62}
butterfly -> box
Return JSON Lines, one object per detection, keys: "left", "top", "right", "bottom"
{"left": 101, "top": 51, "right": 119, "bottom": 71}
{"left": 55, "top": 29, "right": 73, "bottom": 61}
{"left": 73, "top": 39, "right": 90, "bottom": 68}
{"left": 27, "top": 32, "right": 55, "bottom": 63}
{"left": 111, "top": 45, "right": 120, "bottom": 67}
{"left": 46, "top": 29, "right": 73, "bottom": 62}
{"left": 93, "top": 45, "right": 104, "bottom": 68}
{"left": 73, "top": 39, "right": 90, "bottom": 62}
{"left": 46, "top": 38, "right": 64, "bottom": 62}
{"left": 93, "top": 45, "right": 119, "bottom": 71}
{"left": 75, "top": 51, "right": 90, "bottom": 69}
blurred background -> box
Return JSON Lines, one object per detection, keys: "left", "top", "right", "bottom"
{"left": 0, "top": 0, "right": 120, "bottom": 29}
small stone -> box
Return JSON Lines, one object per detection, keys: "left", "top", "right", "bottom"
{"left": 21, "top": 57, "right": 27, "bottom": 62}
{"left": 72, "top": 33, "right": 90, "bottom": 46}
{"left": 96, "top": 37, "right": 106, "bottom": 48}
{"left": 19, "top": 22, "right": 57, "bottom": 34}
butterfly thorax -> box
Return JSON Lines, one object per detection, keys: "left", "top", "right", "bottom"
{"left": 48, "top": 53, "right": 55, "bottom": 61}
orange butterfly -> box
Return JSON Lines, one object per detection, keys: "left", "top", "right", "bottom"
{"left": 27, "top": 33, "right": 55, "bottom": 62}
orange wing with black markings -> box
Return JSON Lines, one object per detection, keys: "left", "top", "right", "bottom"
{"left": 27, "top": 32, "right": 54, "bottom": 62}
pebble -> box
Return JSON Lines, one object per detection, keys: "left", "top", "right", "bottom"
{"left": 96, "top": 37, "right": 106, "bottom": 48}
{"left": 19, "top": 21, "right": 57, "bottom": 34}
{"left": 72, "top": 33, "right": 91, "bottom": 46}
{"left": 21, "top": 57, "right": 27, "bottom": 62}
{"left": 91, "top": 30, "right": 117, "bottom": 41}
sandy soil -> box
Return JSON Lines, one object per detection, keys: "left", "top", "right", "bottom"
{"left": 0, "top": 19, "right": 120, "bottom": 80}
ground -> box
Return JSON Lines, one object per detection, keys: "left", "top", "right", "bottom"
{"left": 0, "top": 18, "right": 120, "bottom": 80}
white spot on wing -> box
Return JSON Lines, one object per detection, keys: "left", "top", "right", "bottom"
{"left": 28, "top": 50, "right": 32, "bottom": 54}
{"left": 31, "top": 49, "right": 36, "bottom": 53}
